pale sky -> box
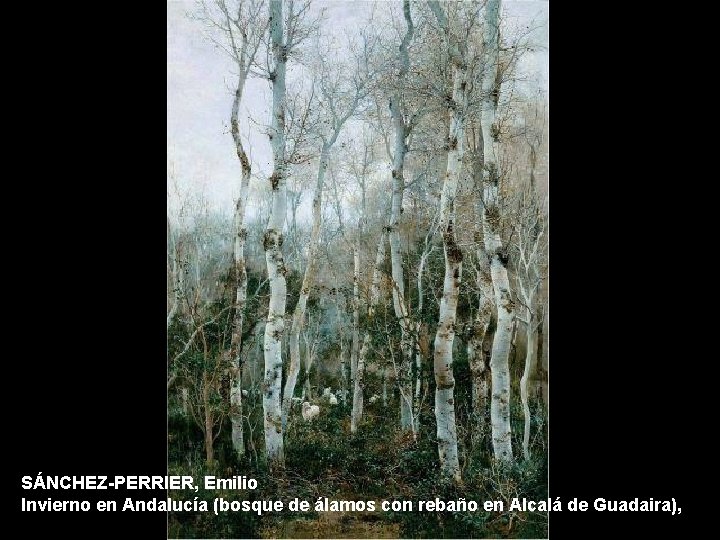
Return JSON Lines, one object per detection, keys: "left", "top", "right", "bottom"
{"left": 167, "top": 0, "right": 548, "bottom": 217}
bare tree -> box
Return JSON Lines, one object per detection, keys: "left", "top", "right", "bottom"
{"left": 479, "top": 0, "right": 514, "bottom": 463}
{"left": 426, "top": 0, "right": 482, "bottom": 483}
{"left": 282, "top": 32, "right": 375, "bottom": 429}
{"left": 512, "top": 186, "right": 547, "bottom": 460}
{"left": 197, "top": 0, "right": 269, "bottom": 460}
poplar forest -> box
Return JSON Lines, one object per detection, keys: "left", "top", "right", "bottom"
{"left": 167, "top": 0, "right": 548, "bottom": 537}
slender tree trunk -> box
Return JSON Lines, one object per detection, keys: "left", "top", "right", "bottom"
{"left": 351, "top": 230, "right": 386, "bottom": 433}
{"left": 520, "top": 306, "right": 537, "bottom": 460}
{"left": 282, "top": 146, "right": 329, "bottom": 429}
{"left": 302, "top": 331, "right": 313, "bottom": 400}
{"left": 413, "top": 237, "right": 433, "bottom": 435}
{"left": 433, "top": 230, "right": 462, "bottom": 482}
{"left": 229, "top": 70, "right": 251, "bottom": 459}
{"left": 388, "top": 0, "right": 415, "bottom": 435}
{"left": 338, "top": 291, "right": 349, "bottom": 405}
{"left": 167, "top": 217, "right": 183, "bottom": 330}
{"left": 350, "top": 177, "right": 366, "bottom": 415}
{"left": 536, "top": 304, "right": 546, "bottom": 403}
{"left": 412, "top": 321, "right": 423, "bottom": 433}
{"left": 262, "top": 0, "right": 287, "bottom": 468}
{"left": 350, "top": 239, "right": 360, "bottom": 392}
{"left": 480, "top": 0, "right": 514, "bottom": 463}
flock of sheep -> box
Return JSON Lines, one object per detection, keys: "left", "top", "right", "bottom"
{"left": 296, "top": 387, "right": 385, "bottom": 421}
{"left": 297, "top": 387, "right": 338, "bottom": 421}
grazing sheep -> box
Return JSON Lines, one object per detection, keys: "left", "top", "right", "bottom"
{"left": 368, "top": 394, "right": 382, "bottom": 404}
{"left": 302, "top": 402, "right": 320, "bottom": 421}
{"left": 328, "top": 393, "right": 338, "bottom": 405}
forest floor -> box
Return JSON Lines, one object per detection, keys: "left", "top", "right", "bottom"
{"left": 261, "top": 505, "right": 399, "bottom": 539}
{"left": 169, "top": 401, "right": 548, "bottom": 539}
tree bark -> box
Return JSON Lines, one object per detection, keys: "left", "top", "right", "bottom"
{"left": 350, "top": 238, "right": 360, "bottom": 393}
{"left": 388, "top": 0, "right": 415, "bottom": 435}
{"left": 520, "top": 306, "right": 537, "bottom": 460}
{"left": 262, "top": 0, "right": 287, "bottom": 469}
{"left": 229, "top": 68, "right": 252, "bottom": 460}
{"left": 480, "top": 0, "right": 514, "bottom": 463}
{"left": 428, "top": 0, "right": 468, "bottom": 483}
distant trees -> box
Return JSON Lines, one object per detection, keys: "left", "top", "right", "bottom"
{"left": 282, "top": 30, "right": 376, "bottom": 430}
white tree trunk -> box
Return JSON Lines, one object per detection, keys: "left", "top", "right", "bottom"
{"left": 351, "top": 230, "right": 386, "bottom": 433}
{"left": 388, "top": 0, "right": 415, "bottom": 435}
{"left": 428, "top": 0, "right": 469, "bottom": 483}
{"left": 229, "top": 68, "right": 251, "bottom": 460}
{"left": 520, "top": 306, "right": 537, "bottom": 460}
{"left": 351, "top": 178, "right": 366, "bottom": 414}
{"left": 262, "top": 0, "right": 288, "bottom": 468}
{"left": 480, "top": 0, "right": 514, "bottom": 464}
{"left": 350, "top": 239, "right": 360, "bottom": 392}
{"left": 337, "top": 289, "right": 349, "bottom": 405}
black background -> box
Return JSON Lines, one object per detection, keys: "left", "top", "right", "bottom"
{"left": 6, "top": 1, "right": 707, "bottom": 538}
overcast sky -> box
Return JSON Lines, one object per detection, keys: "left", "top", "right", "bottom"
{"left": 167, "top": 0, "right": 548, "bottom": 216}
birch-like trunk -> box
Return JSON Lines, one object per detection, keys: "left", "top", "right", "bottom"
{"left": 351, "top": 230, "right": 386, "bottom": 433}
{"left": 229, "top": 70, "right": 251, "bottom": 459}
{"left": 350, "top": 239, "right": 360, "bottom": 392}
{"left": 388, "top": 0, "right": 415, "bottom": 435}
{"left": 412, "top": 223, "right": 434, "bottom": 435}
{"left": 350, "top": 177, "right": 366, "bottom": 406}
{"left": 262, "top": 0, "right": 287, "bottom": 468}
{"left": 390, "top": 134, "right": 414, "bottom": 432}
{"left": 520, "top": 306, "right": 537, "bottom": 460}
{"left": 480, "top": 0, "right": 514, "bottom": 463}
{"left": 428, "top": 0, "right": 468, "bottom": 483}
{"left": 337, "top": 290, "right": 349, "bottom": 405}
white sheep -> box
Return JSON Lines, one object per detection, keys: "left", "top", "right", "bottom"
{"left": 368, "top": 394, "right": 382, "bottom": 404}
{"left": 328, "top": 393, "right": 338, "bottom": 405}
{"left": 302, "top": 401, "right": 320, "bottom": 421}
{"left": 241, "top": 389, "right": 249, "bottom": 397}
{"left": 322, "top": 387, "right": 332, "bottom": 398}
